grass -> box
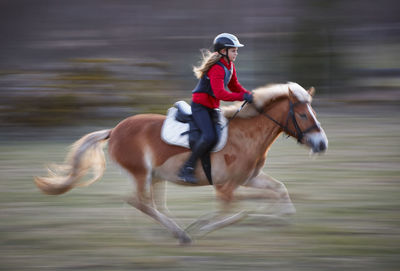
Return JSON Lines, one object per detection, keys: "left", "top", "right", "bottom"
{"left": 0, "top": 104, "right": 399, "bottom": 271}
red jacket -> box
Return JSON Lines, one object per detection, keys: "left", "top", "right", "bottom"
{"left": 192, "top": 58, "right": 249, "bottom": 109}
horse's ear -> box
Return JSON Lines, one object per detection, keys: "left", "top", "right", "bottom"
{"left": 288, "top": 87, "right": 297, "bottom": 102}
{"left": 308, "top": 87, "right": 316, "bottom": 97}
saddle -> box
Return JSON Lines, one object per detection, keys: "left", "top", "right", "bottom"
{"left": 161, "top": 101, "right": 228, "bottom": 151}
{"left": 161, "top": 101, "right": 229, "bottom": 184}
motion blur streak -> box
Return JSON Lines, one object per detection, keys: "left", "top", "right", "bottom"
{"left": 0, "top": 0, "right": 399, "bottom": 270}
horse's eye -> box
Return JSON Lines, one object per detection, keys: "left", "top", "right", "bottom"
{"left": 299, "top": 114, "right": 307, "bottom": 120}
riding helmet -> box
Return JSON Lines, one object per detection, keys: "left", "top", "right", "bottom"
{"left": 213, "top": 33, "right": 244, "bottom": 52}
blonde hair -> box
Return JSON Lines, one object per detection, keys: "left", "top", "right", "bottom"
{"left": 193, "top": 49, "right": 222, "bottom": 79}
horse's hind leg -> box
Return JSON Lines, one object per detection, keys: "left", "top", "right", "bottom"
{"left": 126, "top": 172, "right": 191, "bottom": 245}
{"left": 127, "top": 196, "right": 192, "bottom": 245}
{"left": 150, "top": 179, "right": 170, "bottom": 215}
{"left": 242, "top": 172, "right": 296, "bottom": 215}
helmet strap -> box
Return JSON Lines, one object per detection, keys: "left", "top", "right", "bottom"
{"left": 218, "top": 48, "right": 231, "bottom": 67}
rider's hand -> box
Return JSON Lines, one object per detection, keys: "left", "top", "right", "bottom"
{"left": 243, "top": 92, "right": 253, "bottom": 103}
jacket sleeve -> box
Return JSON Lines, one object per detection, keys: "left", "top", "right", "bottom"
{"left": 228, "top": 65, "right": 250, "bottom": 94}
{"left": 208, "top": 65, "right": 245, "bottom": 102}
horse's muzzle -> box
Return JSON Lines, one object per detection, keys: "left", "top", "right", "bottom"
{"left": 305, "top": 129, "right": 328, "bottom": 154}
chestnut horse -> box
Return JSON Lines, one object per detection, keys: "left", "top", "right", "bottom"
{"left": 35, "top": 82, "right": 328, "bottom": 244}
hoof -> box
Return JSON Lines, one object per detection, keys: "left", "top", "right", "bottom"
{"left": 277, "top": 202, "right": 296, "bottom": 215}
{"left": 179, "top": 234, "right": 192, "bottom": 245}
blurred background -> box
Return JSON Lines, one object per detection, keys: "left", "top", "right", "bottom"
{"left": 1, "top": 0, "right": 399, "bottom": 130}
{"left": 0, "top": 0, "right": 399, "bottom": 270}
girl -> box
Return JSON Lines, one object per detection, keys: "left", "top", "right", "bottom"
{"left": 179, "top": 33, "right": 253, "bottom": 184}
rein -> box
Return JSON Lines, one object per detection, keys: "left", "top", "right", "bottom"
{"left": 259, "top": 100, "right": 320, "bottom": 143}
{"left": 223, "top": 100, "right": 248, "bottom": 129}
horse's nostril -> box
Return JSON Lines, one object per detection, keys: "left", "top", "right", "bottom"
{"left": 319, "top": 141, "right": 326, "bottom": 152}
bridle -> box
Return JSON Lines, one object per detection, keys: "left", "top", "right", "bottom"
{"left": 259, "top": 99, "right": 321, "bottom": 143}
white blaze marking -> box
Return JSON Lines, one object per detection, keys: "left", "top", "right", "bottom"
{"left": 307, "top": 104, "right": 320, "bottom": 128}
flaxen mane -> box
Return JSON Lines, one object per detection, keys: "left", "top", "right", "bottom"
{"left": 222, "top": 82, "right": 312, "bottom": 118}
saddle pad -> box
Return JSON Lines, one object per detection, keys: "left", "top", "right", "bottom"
{"left": 161, "top": 107, "right": 229, "bottom": 152}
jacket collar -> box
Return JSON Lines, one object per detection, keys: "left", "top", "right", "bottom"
{"left": 219, "top": 57, "right": 233, "bottom": 69}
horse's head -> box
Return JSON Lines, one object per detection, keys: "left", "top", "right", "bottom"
{"left": 251, "top": 82, "right": 328, "bottom": 154}
{"left": 284, "top": 84, "right": 328, "bottom": 153}
{"left": 223, "top": 82, "right": 328, "bottom": 153}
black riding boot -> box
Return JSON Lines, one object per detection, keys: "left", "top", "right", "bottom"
{"left": 178, "top": 139, "right": 212, "bottom": 184}
{"left": 178, "top": 161, "right": 197, "bottom": 184}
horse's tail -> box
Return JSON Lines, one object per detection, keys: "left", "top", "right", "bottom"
{"left": 35, "top": 129, "right": 112, "bottom": 195}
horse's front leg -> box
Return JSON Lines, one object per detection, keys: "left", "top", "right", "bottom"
{"left": 242, "top": 172, "right": 296, "bottom": 215}
{"left": 186, "top": 182, "right": 248, "bottom": 236}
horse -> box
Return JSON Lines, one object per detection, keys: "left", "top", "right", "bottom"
{"left": 35, "top": 82, "right": 328, "bottom": 244}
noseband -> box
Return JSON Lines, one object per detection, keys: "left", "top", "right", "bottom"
{"left": 259, "top": 100, "right": 320, "bottom": 143}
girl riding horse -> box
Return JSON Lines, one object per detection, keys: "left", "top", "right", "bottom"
{"left": 35, "top": 82, "right": 328, "bottom": 244}
{"left": 179, "top": 33, "right": 253, "bottom": 184}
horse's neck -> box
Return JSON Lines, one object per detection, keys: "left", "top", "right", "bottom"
{"left": 259, "top": 98, "right": 290, "bottom": 147}
{"left": 230, "top": 98, "right": 289, "bottom": 156}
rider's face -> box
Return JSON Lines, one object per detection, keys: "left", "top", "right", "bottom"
{"left": 228, "top": 47, "right": 238, "bottom": 62}
{"left": 220, "top": 47, "right": 238, "bottom": 62}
